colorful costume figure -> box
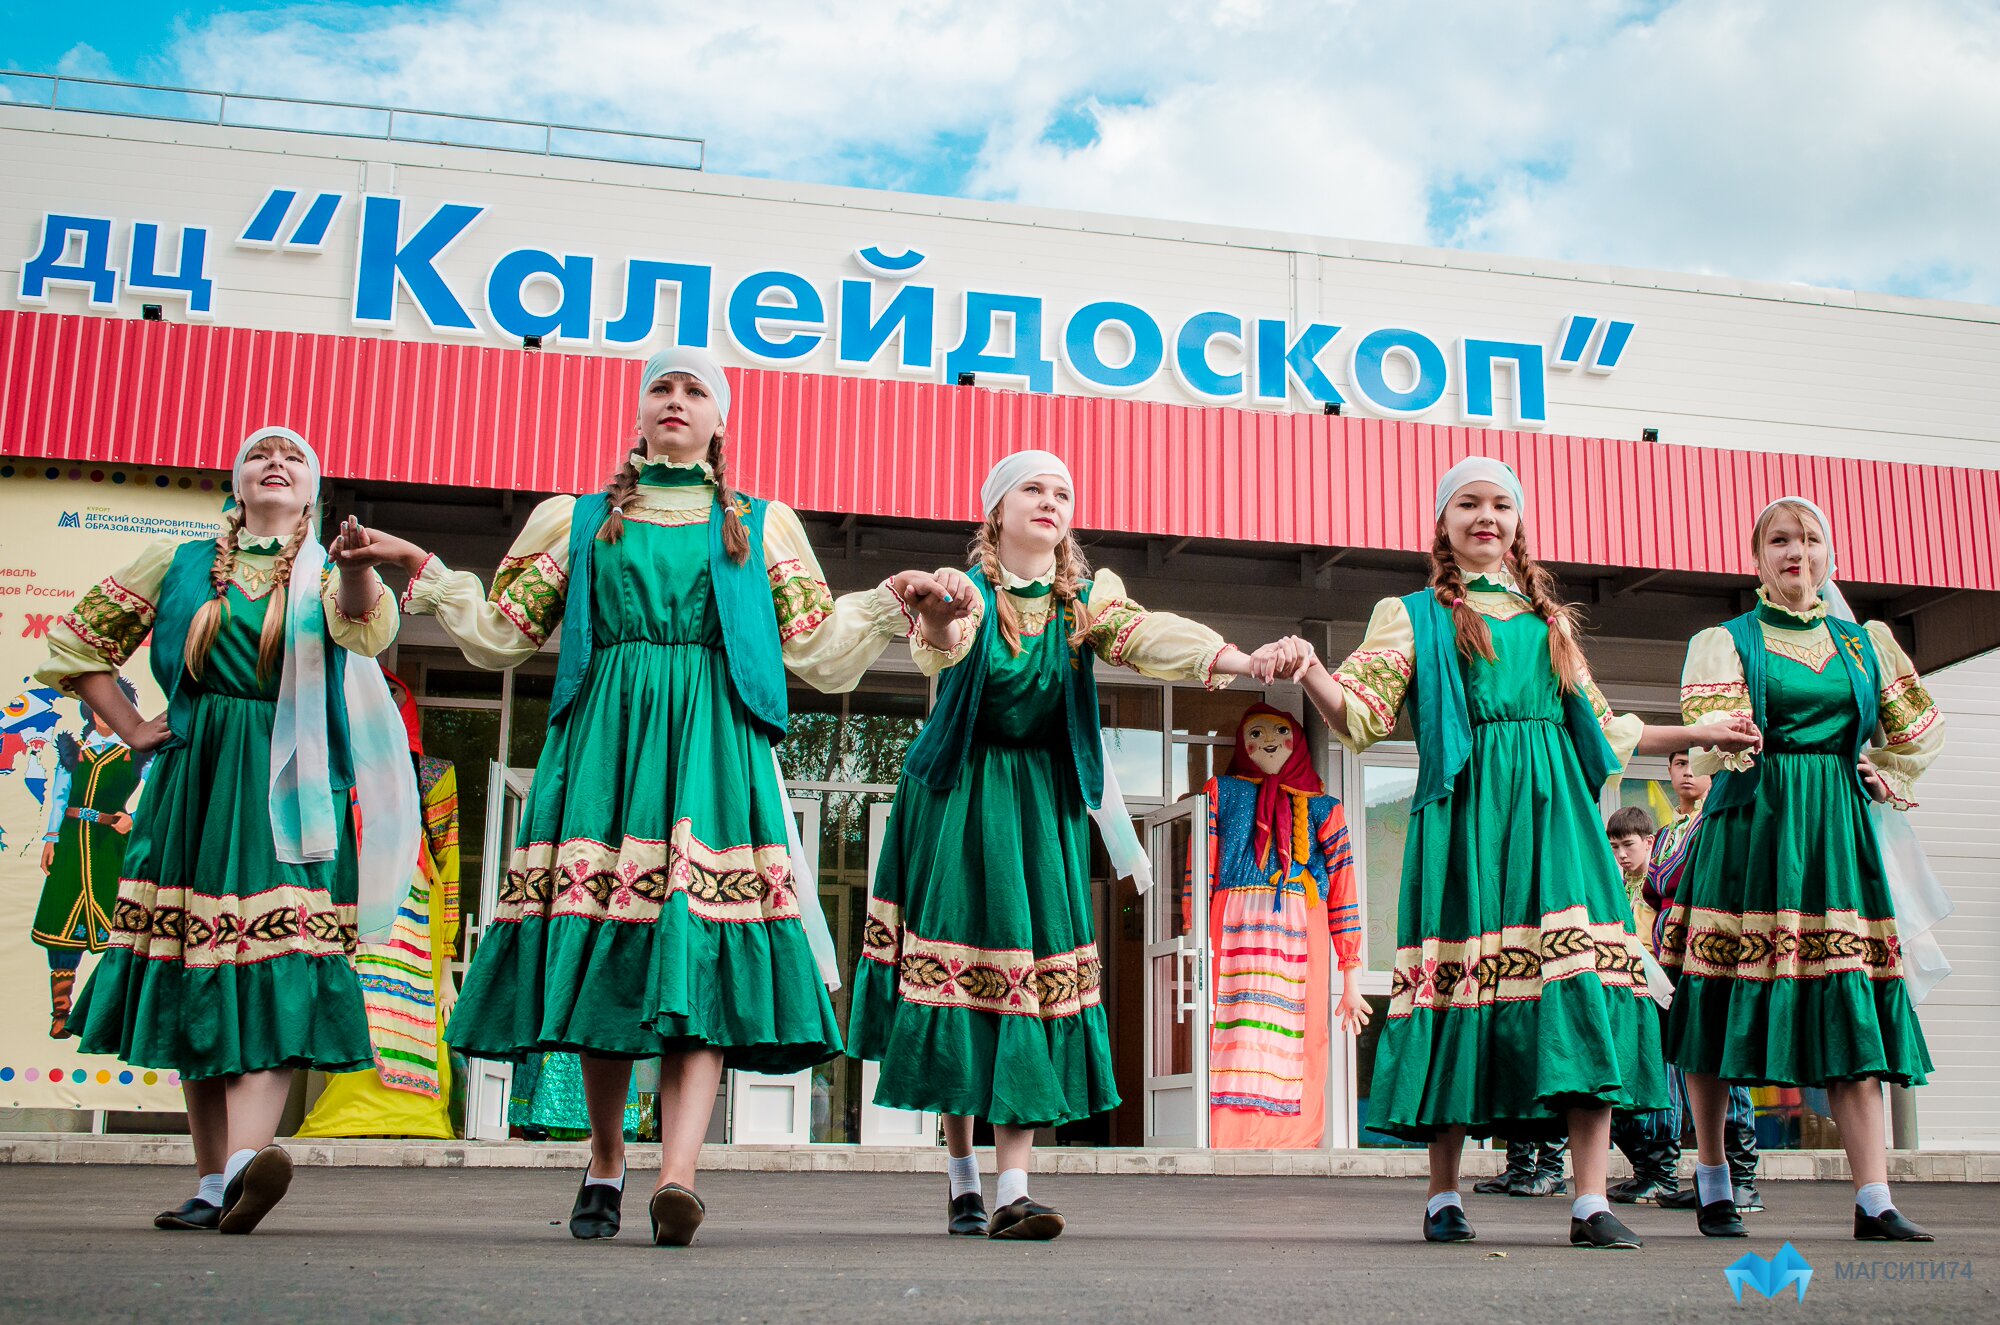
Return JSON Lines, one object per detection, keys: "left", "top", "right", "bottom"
{"left": 32, "top": 681, "right": 148, "bottom": 1039}
{"left": 1199, "top": 703, "right": 1360, "bottom": 1149}
{"left": 40, "top": 516, "right": 403, "bottom": 1080}
{"left": 849, "top": 564, "right": 1230, "bottom": 1128}
{"left": 1331, "top": 575, "right": 1666, "bottom": 1140}
{"left": 404, "top": 456, "right": 908, "bottom": 1075}
{"left": 1661, "top": 593, "right": 1944, "bottom": 1088}
{"left": 297, "top": 672, "right": 464, "bottom": 1138}
{"left": 1606, "top": 805, "right": 1761, "bottom": 1208}
{"left": 510, "top": 1052, "right": 645, "bottom": 1139}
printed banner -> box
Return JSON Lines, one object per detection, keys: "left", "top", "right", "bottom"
{"left": 0, "top": 461, "right": 224, "bottom": 1110}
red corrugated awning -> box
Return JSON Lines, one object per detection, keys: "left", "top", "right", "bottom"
{"left": 3, "top": 309, "right": 1996, "bottom": 591}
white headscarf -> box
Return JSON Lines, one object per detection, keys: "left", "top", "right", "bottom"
{"left": 979, "top": 449, "right": 1074, "bottom": 517}
{"left": 639, "top": 347, "right": 731, "bottom": 425}
{"left": 1433, "top": 456, "right": 1525, "bottom": 521}
{"left": 233, "top": 426, "right": 420, "bottom": 943}
{"left": 1756, "top": 495, "right": 1855, "bottom": 622}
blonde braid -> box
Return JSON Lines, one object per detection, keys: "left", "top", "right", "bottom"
{"left": 1427, "top": 524, "right": 1496, "bottom": 665}
{"left": 595, "top": 444, "right": 644, "bottom": 544}
{"left": 970, "top": 517, "right": 1023, "bottom": 655}
{"left": 1052, "top": 533, "right": 1092, "bottom": 650}
{"left": 1509, "top": 527, "right": 1586, "bottom": 692}
{"left": 709, "top": 432, "right": 751, "bottom": 564}
{"left": 183, "top": 510, "right": 244, "bottom": 681}
{"left": 255, "top": 506, "right": 313, "bottom": 681}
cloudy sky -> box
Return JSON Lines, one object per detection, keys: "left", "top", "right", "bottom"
{"left": 6, "top": 0, "right": 1997, "bottom": 303}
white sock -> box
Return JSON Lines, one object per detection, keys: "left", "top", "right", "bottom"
{"left": 221, "top": 1147, "right": 259, "bottom": 1189}
{"left": 1426, "top": 1191, "right": 1463, "bottom": 1217}
{"left": 584, "top": 1169, "right": 625, "bottom": 1192}
{"left": 1695, "top": 1162, "right": 1731, "bottom": 1206}
{"left": 947, "top": 1153, "right": 981, "bottom": 1200}
{"left": 996, "top": 1167, "right": 1029, "bottom": 1208}
{"left": 1572, "top": 1194, "right": 1610, "bottom": 1220}
{"left": 1856, "top": 1182, "right": 1894, "bottom": 1217}
{"left": 196, "top": 1173, "right": 226, "bottom": 1206}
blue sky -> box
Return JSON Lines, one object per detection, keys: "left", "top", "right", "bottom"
{"left": 5, "top": 0, "right": 1997, "bottom": 304}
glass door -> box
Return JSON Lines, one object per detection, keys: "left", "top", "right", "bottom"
{"left": 724, "top": 797, "right": 822, "bottom": 1144}
{"left": 860, "top": 800, "right": 938, "bottom": 1146}
{"left": 1141, "top": 795, "right": 1209, "bottom": 1148}
{"left": 462, "top": 761, "right": 534, "bottom": 1141}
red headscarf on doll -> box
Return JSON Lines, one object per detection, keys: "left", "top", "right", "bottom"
{"left": 1224, "top": 702, "right": 1322, "bottom": 879}
{"left": 383, "top": 670, "right": 423, "bottom": 757}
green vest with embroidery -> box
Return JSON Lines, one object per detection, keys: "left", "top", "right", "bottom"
{"left": 151, "top": 537, "right": 356, "bottom": 787}
{"left": 1403, "top": 586, "right": 1617, "bottom": 813}
{"left": 903, "top": 566, "right": 1106, "bottom": 807}
{"left": 1703, "top": 607, "right": 1880, "bottom": 814}
{"left": 551, "top": 490, "right": 789, "bottom": 738}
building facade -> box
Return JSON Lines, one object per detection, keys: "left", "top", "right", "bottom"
{"left": 2, "top": 80, "right": 1997, "bottom": 1149}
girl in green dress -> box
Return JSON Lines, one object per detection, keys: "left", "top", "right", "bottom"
{"left": 337, "top": 348, "right": 966, "bottom": 1246}
{"left": 1293, "top": 457, "right": 1759, "bottom": 1250}
{"left": 40, "top": 427, "right": 413, "bottom": 1236}
{"left": 1662, "top": 497, "right": 1946, "bottom": 1242}
{"left": 848, "top": 450, "right": 1285, "bottom": 1241}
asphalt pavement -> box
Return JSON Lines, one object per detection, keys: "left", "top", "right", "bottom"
{"left": 0, "top": 1165, "right": 1992, "bottom": 1323}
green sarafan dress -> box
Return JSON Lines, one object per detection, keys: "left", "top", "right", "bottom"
{"left": 1333, "top": 573, "right": 1667, "bottom": 1140}
{"left": 848, "top": 564, "right": 1229, "bottom": 1127}
{"left": 38, "top": 535, "right": 398, "bottom": 1078}
{"left": 1661, "top": 592, "right": 1944, "bottom": 1086}
{"left": 32, "top": 732, "right": 142, "bottom": 958}
{"left": 406, "top": 463, "right": 907, "bottom": 1072}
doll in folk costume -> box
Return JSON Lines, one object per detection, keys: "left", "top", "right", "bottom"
{"left": 848, "top": 450, "right": 1293, "bottom": 1241}
{"left": 38, "top": 426, "right": 418, "bottom": 1236}
{"left": 1198, "top": 702, "right": 1367, "bottom": 1149}
{"left": 331, "top": 348, "right": 968, "bottom": 1246}
{"left": 32, "top": 677, "right": 149, "bottom": 1039}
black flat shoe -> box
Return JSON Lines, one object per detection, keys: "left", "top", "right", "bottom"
{"left": 154, "top": 1197, "right": 220, "bottom": 1231}
{"left": 1855, "top": 1207, "right": 1934, "bottom": 1242}
{"left": 1423, "top": 1205, "right": 1477, "bottom": 1243}
{"left": 988, "top": 1197, "right": 1064, "bottom": 1241}
{"left": 949, "top": 1192, "right": 989, "bottom": 1236}
{"left": 1656, "top": 1187, "right": 1700, "bottom": 1211}
{"left": 1697, "top": 1198, "right": 1747, "bottom": 1238}
{"left": 218, "top": 1146, "right": 293, "bottom": 1236}
{"left": 1570, "top": 1211, "right": 1643, "bottom": 1249}
{"left": 649, "top": 1183, "right": 705, "bottom": 1247}
{"left": 569, "top": 1178, "right": 623, "bottom": 1240}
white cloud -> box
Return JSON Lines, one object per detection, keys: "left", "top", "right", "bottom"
{"left": 151, "top": 0, "right": 2000, "bottom": 301}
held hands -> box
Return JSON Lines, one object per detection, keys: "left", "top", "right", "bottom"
{"left": 328, "top": 517, "right": 429, "bottom": 578}
{"left": 1245, "top": 635, "right": 1322, "bottom": 684}
{"left": 892, "top": 569, "right": 977, "bottom": 631}
{"left": 1693, "top": 713, "right": 1763, "bottom": 756}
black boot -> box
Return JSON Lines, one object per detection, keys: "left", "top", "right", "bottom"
{"left": 1474, "top": 1141, "right": 1536, "bottom": 1195}
{"left": 1611, "top": 1132, "right": 1680, "bottom": 1205}
{"left": 1515, "top": 1138, "right": 1568, "bottom": 1197}
{"left": 1724, "top": 1104, "right": 1762, "bottom": 1212}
